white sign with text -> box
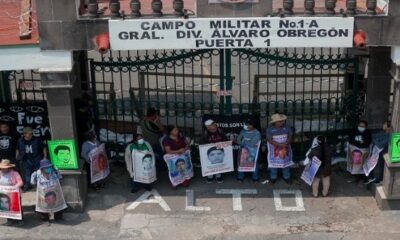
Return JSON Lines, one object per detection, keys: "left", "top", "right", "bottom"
{"left": 109, "top": 17, "right": 354, "bottom": 50}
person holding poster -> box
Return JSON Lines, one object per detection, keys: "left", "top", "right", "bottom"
{"left": 0, "top": 159, "right": 23, "bottom": 226}
{"left": 347, "top": 120, "right": 372, "bottom": 179}
{"left": 125, "top": 133, "right": 156, "bottom": 193}
{"left": 305, "top": 136, "right": 333, "bottom": 197}
{"left": 81, "top": 130, "right": 103, "bottom": 191}
{"left": 0, "top": 122, "right": 19, "bottom": 169}
{"left": 162, "top": 126, "right": 191, "bottom": 188}
{"left": 266, "top": 114, "right": 293, "bottom": 184}
{"left": 237, "top": 119, "right": 261, "bottom": 182}
{"left": 201, "top": 119, "right": 227, "bottom": 183}
{"left": 31, "top": 159, "right": 67, "bottom": 221}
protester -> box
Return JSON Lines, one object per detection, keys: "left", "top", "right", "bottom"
{"left": 237, "top": 119, "right": 261, "bottom": 182}
{"left": 0, "top": 159, "right": 24, "bottom": 226}
{"left": 266, "top": 113, "right": 293, "bottom": 184}
{"left": 306, "top": 136, "right": 333, "bottom": 197}
{"left": 31, "top": 159, "right": 65, "bottom": 221}
{"left": 139, "top": 108, "right": 165, "bottom": 171}
{"left": 200, "top": 119, "right": 227, "bottom": 183}
{"left": 162, "top": 126, "right": 190, "bottom": 188}
{"left": 0, "top": 122, "right": 19, "bottom": 167}
{"left": 81, "top": 130, "right": 103, "bottom": 190}
{"left": 367, "top": 121, "right": 392, "bottom": 184}
{"left": 348, "top": 120, "right": 372, "bottom": 181}
{"left": 16, "top": 127, "right": 47, "bottom": 191}
{"left": 125, "top": 133, "right": 154, "bottom": 193}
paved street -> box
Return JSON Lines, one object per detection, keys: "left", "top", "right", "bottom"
{"left": 1, "top": 163, "right": 400, "bottom": 240}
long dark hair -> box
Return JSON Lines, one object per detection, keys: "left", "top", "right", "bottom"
{"left": 316, "top": 135, "right": 326, "bottom": 161}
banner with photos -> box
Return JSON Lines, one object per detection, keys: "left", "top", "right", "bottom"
{"left": 267, "top": 134, "right": 294, "bottom": 168}
{"left": 132, "top": 150, "right": 157, "bottom": 184}
{"left": 347, "top": 143, "right": 370, "bottom": 175}
{"left": 237, "top": 141, "right": 260, "bottom": 172}
{"left": 164, "top": 150, "right": 193, "bottom": 187}
{"left": 35, "top": 180, "right": 67, "bottom": 213}
{"left": 89, "top": 144, "right": 110, "bottom": 183}
{"left": 363, "top": 145, "right": 383, "bottom": 176}
{"left": 199, "top": 141, "right": 234, "bottom": 177}
{"left": 301, "top": 157, "right": 322, "bottom": 186}
{"left": 0, "top": 186, "right": 22, "bottom": 220}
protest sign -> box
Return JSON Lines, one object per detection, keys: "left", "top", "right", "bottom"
{"left": 390, "top": 133, "right": 400, "bottom": 163}
{"left": 199, "top": 141, "right": 234, "bottom": 177}
{"left": 164, "top": 150, "right": 193, "bottom": 187}
{"left": 48, "top": 140, "right": 79, "bottom": 170}
{"left": 363, "top": 145, "right": 383, "bottom": 176}
{"left": 89, "top": 144, "right": 110, "bottom": 183}
{"left": 132, "top": 150, "right": 157, "bottom": 184}
{"left": 346, "top": 143, "right": 370, "bottom": 175}
{"left": 237, "top": 141, "right": 260, "bottom": 172}
{"left": 0, "top": 186, "right": 22, "bottom": 220}
{"left": 0, "top": 102, "right": 50, "bottom": 139}
{"left": 35, "top": 180, "right": 67, "bottom": 213}
{"left": 267, "top": 134, "right": 294, "bottom": 168}
{"left": 301, "top": 157, "right": 322, "bottom": 186}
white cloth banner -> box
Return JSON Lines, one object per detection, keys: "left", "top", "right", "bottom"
{"left": 347, "top": 144, "right": 370, "bottom": 175}
{"left": 199, "top": 141, "right": 234, "bottom": 177}
{"left": 301, "top": 157, "right": 322, "bottom": 186}
{"left": 89, "top": 144, "right": 110, "bottom": 183}
{"left": 35, "top": 180, "right": 67, "bottom": 213}
{"left": 109, "top": 17, "right": 354, "bottom": 50}
{"left": 164, "top": 150, "right": 193, "bottom": 187}
{"left": 132, "top": 150, "right": 157, "bottom": 184}
{"left": 363, "top": 145, "right": 383, "bottom": 176}
{"left": 238, "top": 141, "right": 260, "bottom": 172}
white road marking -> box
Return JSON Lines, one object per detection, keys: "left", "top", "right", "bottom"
{"left": 216, "top": 189, "right": 257, "bottom": 211}
{"left": 273, "top": 189, "right": 305, "bottom": 211}
{"left": 126, "top": 189, "right": 171, "bottom": 211}
{"left": 185, "top": 189, "right": 211, "bottom": 211}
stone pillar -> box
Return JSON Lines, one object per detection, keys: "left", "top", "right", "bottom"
{"left": 40, "top": 68, "right": 87, "bottom": 212}
{"left": 365, "top": 47, "right": 392, "bottom": 129}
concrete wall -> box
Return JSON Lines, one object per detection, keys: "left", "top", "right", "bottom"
{"left": 35, "top": 0, "right": 400, "bottom": 51}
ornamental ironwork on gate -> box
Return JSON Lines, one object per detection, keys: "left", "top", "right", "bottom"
{"left": 89, "top": 48, "right": 361, "bottom": 160}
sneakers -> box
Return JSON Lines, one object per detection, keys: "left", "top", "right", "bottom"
{"left": 206, "top": 178, "right": 213, "bottom": 184}
{"left": 283, "top": 178, "right": 293, "bottom": 185}
{"left": 216, "top": 177, "right": 223, "bottom": 184}
{"left": 269, "top": 179, "right": 277, "bottom": 185}
{"left": 364, "top": 178, "right": 376, "bottom": 185}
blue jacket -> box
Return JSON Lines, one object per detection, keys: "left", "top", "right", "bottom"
{"left": 16, "top": 137, "right": 43, "bottom": 162}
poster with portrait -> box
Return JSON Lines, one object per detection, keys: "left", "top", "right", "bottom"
{"left": 301, "top": 157, "right": 322, "bottom": 186}
{"left": 48, "top": 139, "right": 79, "bottom": 170}
{"left": 89, "top": 144, "right": 110, "bottom": 183}
{"left": 0, "top": 186, "right": 22, "bottom": 220}
{"left": 35, "top": 180, "right": 67, "bottom": 213}
{"left": 390, "top": 132, "right": 400, "bottom": 163}
{"left": 347, "top": 143, "right": 370, "bottom": 175}
{"left": 363, "top": 145, "right": 383, "bottom": 176}
{"left": 199, "top": 141, "right": 234, "bottom": 177}
{"left": 237, "top": 141, "right": 261, "bottom": 172}
{"left": 267, "top": 134, "right": 294, "bottom": 168}
{"left": 163, "top": 150, "right": 193, "bottom": 187}
{"left": 132, "top": 150, "right": 157, "bottom": 184}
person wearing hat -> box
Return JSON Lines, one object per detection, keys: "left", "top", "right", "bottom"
{"left": 0, "top": 159, "right": 24, "bottom": 226}
{"left": 31, "top": 159, "right": 66, "bottom": 221}
{"left": 125, "top": 133, "right": 156, "bottom": 193}
{"left": 237, "top": 119, "right": 261, "bottom": 182}
{"left": 0, "top": 122, "right": 20, "bottom": 170}
{"left": 201, "top": 119, "right": 228, "bottom": 183}
{"left": 16, "top": 126, "right": 47, "bottom": 191}
{"left": 266, "top": 113, "right": 293, "bottom": 184}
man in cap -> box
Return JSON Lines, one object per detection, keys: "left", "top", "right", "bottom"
{"left": 16, "top": 127, "right": 47, "bottom": 191}
{"left": 201, "top": 119, "right": 227, "bottom": 183}
{"left": 266, "top": 113, "right": 293, "bottom": 184}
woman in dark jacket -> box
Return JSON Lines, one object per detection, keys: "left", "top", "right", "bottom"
{"left": 307, "top": 136, "right": 333, "bottom": 197}
{"left": 348, "top": 120, "right": 372, "bottom": 149}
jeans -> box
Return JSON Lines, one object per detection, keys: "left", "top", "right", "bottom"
{"left": 269, "top": 167, "right": 291, "bottom": 180}
{"left": 130, "top": 178, "right": 151, "bottom": 191}
{"left": 237, "top": 164, "right": 259, "bottom": 181}
{"left": 22, "top": 159, "right": 40, "bottom": 188}
{"left": 207, "top": 173, "right": 222, "bottom": 180}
